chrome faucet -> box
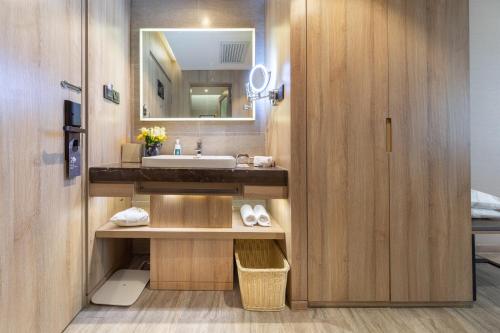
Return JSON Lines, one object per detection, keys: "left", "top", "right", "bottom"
{"left": 195, "top": 139, "right": 202, "bottom": 156}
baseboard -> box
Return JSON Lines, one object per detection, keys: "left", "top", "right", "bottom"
{"left": 289, "top": 300, "right": 308, "bottom": 310}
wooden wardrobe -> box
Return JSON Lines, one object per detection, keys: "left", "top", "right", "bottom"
{"left": 306, "top": 0, "right": 471, "bottom": 305}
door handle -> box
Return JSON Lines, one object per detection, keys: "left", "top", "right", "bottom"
{"left": 60, "top": 80, "right": 82, "bottom": 93}
{"left": 386, "top": 118, "right": 392, "bottom": 153}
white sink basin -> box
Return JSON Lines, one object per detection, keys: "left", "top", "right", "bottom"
{"left": 142, "top": 155, "right": 236, "bottom": 169}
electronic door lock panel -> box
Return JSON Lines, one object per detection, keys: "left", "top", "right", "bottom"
{"left": 63, "top": 100, "right": 86, "bottom": 179}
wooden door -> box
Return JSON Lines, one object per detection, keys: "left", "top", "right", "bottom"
{"left": 307, "top": 0, "right": 390, "bottom": 303}
{"left": 0, "top": 0, "right": 84, "bottom": 331}
{"left": 388, "top": 0, "right": 471, "bottom": 302}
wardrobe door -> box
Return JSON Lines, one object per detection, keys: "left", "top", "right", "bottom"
{"left": 307, "top": 0, "right": 390, "bottom": 303}
{"left": 388, "top": 0, "right": 471, "bottom": 302}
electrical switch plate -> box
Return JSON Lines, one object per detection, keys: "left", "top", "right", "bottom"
{"left": 103, "top": 85, "right": 120, "bottom": 104}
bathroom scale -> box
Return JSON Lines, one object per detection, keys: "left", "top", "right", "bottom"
{"left": 91, "top": 269, "right": 150, "bottom": 306}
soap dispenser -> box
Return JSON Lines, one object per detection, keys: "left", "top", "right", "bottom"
{"left": 174, "top": 139, "right": 182, "bottom": 155}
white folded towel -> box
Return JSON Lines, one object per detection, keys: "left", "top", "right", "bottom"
{"left": 472, "top": 208, "right": 500, "bottom": 220}
{"left": 253, "top": 156, "right": 274, "bottom": 168}
{"left": 110, "top": 207, "right": 150, "bottom": 227}
{"left": 472, "top": 190, "right": 500, "bottom": 210}
{"left": 240, "top": 204, "right": 257, "bottom": 227}
{"left": 254, "top": 205, "right": 272, "bottom": 227}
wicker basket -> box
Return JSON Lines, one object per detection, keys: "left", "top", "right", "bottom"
{"left": 235, "top": 239, "right": 290, "bottom": 311}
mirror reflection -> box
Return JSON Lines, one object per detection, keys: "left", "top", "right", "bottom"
{"left": 140, "top": 28, "right": 255, "bottom": 120}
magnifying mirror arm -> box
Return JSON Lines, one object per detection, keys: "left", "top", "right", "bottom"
{"left": 245, "top": 83, "right": 269, "bottom": 102}
{"left": 246, "top": 87, "right": 282, "bottom": 105}
{"left": 248, "top": 92, "right": 270, "bottom": 101}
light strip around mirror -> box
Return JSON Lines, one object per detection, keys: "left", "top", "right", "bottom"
{"left": 139, "top": 28, "right": 256, "bottom": 122}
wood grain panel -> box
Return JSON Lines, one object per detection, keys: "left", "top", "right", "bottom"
{"left": 95, "top": 211, "right": 285, "bottom": 240}
{"left": 307, "top": 0, "right": 390, "bottom": 303}
{"left": 141, "top": 31, "right": 177, "bottom": 118}
{"left": 265, "top": 0, "right": 308, "bottom": 307}
{"left": 388, "top": 0, "right": 471, "bottom": 302}
{"left": 86, "top": 0, "right": 132, "bottom": 294}
{"left": 150, "top": 195, "right": 232, "bottom": 228}
{"left": 143, "top": 41, "right": 172, "bottom": 118}
{"left": 0, "top": 0, "right": 84, "bottom": 331}
{"left": 150, "top": 239, "right": 233, "bottom": 291}
{"left": 87, "top": 197, "right": 131, "bottom": 295}
{"left": 244, "top": 185, "right": 288, "bottom": 199}
{"left": 89, "top": 183, "right": 135, "bottom": 197}
{"left": 150, "top": 195, "right": 233, "bottom": 290}
{"left": 290, "top": 0, "right": 309, "bottom": 306}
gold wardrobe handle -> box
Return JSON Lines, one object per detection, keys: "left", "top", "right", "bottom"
{"left": 386, "top": 118, "right": 392, "bottom": 153}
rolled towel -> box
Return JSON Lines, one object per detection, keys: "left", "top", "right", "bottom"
{"left": 254, "top": 205, "right": 272, "bottom": 227}
{"left": 253, "top": 156, "right": 274, "bottom": 168}
{"left": 240, "top": 204, "right": 257, "bottom": 227}
{"left": 110, "top": 207, "right": 150, "bottom": 227}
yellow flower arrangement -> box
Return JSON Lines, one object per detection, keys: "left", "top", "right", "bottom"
{"left": 136, "top": 127, "right": 167, "bottom": 146}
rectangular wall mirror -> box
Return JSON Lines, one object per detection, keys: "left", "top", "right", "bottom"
{"left": 140, "top": 28, "right": 255, "bottom": 121}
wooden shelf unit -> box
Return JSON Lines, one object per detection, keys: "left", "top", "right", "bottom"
{"left": 95, "top": 211, "right": 285, "bottom": 240}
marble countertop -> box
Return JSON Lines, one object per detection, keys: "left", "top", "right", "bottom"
{"left": 89, "top": 163, "right": 288, "bottom": 186}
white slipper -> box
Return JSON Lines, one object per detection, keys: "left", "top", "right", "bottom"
{"left": 254, "top": 205, "right": 272, "bottom": 227}
{"left": 240, "top": 204, "right": 257, "bottom": 227}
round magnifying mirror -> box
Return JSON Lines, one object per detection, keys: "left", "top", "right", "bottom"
{"left": 249, "top": 64, "right": 270, "bottom": 93}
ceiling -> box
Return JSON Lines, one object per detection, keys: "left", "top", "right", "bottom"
{"left": 163, "top": 30, "right": 254, "bottom": 71}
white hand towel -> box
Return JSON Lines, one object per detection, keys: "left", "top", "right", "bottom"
{"left": 472, "top": 208, "right": 500, "bottom": 220}
{"left": 253, "top": 156, "right": 274, "bottom": 168}
{"left": 472, "top": 190, "right": 500, "bottom": 210}
{"left": 110, "top": 207, "right": 150, "bottom": 227}
{"left": 254, "top": 205, "right": 272, "bottom": 227}
{"left": 240, "top": 204, "right": 257, "bottom": 227}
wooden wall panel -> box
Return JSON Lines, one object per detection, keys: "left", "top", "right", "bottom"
{"left": 265, "top": 0, "right": 308, "bottom": 308}
{"left": 289, "top": 0, "right": 309, "bottom": 307}
{"left": 142, "top": 31, "right": 179, "bottom": 118}
{"left": 0, "top": 0, "right": 84, "bottom": 331}
{"left": 307, "top": 0, "right": 390, "bottom": 303}
{"left": 87, "top": 197, "right": 130, "bottom": 294}
{"left": 388, "top": 0, "right": 471, "bottom": 302}
{"left": 142, "top": 34, "right": 173, "bottom": 119}
{"left": 86, "top": 0, "right": 132, "bottom": 294}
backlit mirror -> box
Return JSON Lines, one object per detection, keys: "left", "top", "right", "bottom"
{"left": 140, "top": 28, "right": 255, "bottom": 121}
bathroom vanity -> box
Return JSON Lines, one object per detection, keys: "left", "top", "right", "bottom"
{"left": 89, "top": 162, "right": 288, "bottom": 291}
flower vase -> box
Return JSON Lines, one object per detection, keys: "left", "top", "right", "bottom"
{"left": 144, "top": 143, "right": 162, "bottom": 157}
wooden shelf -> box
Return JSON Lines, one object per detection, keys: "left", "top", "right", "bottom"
{"left": 95, "top": 212, "right": 285, "bottom": 240}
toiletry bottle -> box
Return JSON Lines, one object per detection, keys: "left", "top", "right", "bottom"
{"left": 174, "top": 139, "right": 182, "bottom": 155}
